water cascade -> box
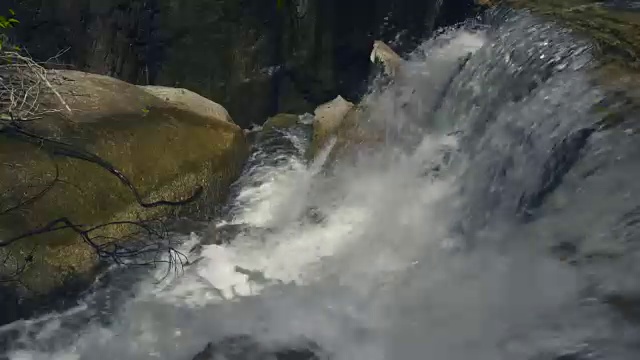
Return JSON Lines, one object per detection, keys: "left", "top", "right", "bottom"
{"left": 2, "top": 9, "right": 640, "bottom": 360}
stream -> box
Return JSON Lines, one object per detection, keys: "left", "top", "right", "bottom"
{"left": 2, "top": 8, "right": 640, "bottom": 360}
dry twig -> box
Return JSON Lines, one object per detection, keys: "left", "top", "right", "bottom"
{"left": 0, "top": 50, "right": 71, "bottom": 124}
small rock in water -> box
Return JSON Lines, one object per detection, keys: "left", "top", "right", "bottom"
{"left": 603, "top": 292, "right": 640, "bottom": 323}
{"left": 200, "top": 222, "right": 219, "bottom": 245}
{"left": 191, "top": 335, "right": 323, "bottom": 360}
{"left": 550, "top": 241, "right": 579, "bottom": 262}
{"left": 213, "top": 223, "right": 263, "bottom": 244}
{"left": 530, "top": 346, "right": 596, "bottom": 360}
{"left": 302, "top": 207, "right": 326, "bottom": 224}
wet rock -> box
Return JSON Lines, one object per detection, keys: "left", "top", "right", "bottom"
{"left": 370, "top": 40, "right": 403, "bottom": 78}
{"left": 302, "top": 207, "right": 327, "bottom": 224}
{"left": 244, "top": 128, "right": 261, "bottom": 145}
{"left": 550, "top": 241, "right": 579, "bottom": 262}
{"left": 529, "top": 346, "right": 596, "bottom": 360}
{"left": 184, "top": 223, "right": 260, "bottom": 256}
{"left": 200, "top": 223, "right": 220, "bottom": 246}
{"left": 262, "top": 114, "right": 300, "bottom": 132}
{"left": 214, "top": 224, "right": 257, "bottom": 244}
{"left": 517, "top": 127, "right": 595, "bottom": 218}
{"left": 166, "top": 218, "right": 212, "bottom": 235}
{"left": 191, "top": 335, "right": 323, "bottom": 360}
{"left": 603, "top": 293, "right": 640, "bottom": 323}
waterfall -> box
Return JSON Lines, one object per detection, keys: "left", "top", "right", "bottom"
{"left": 3, "top": 9, "right": 640, "bottom": 360}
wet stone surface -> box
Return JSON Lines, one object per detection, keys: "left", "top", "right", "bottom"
{"left": 191, "top": 335, "right": 324, "bottom": 360}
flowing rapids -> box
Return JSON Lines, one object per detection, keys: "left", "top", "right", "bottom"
{"left": 3, "top": 9, "right": 640, "bottom": 360}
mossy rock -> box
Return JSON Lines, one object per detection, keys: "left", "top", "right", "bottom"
{"left": 262, "top": 113, "right": 300, "bottom": 132}
{"left": 0, "top": 71, "right": 249, "bottom": 301}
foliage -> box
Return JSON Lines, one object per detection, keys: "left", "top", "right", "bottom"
{"left": 0, "top": 8, "right": 19, "bottom": 51}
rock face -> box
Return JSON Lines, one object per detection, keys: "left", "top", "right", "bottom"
{"left": 1, "top": 0, "right": 477, "bottom": 128}
{"left": 0, "top": 70, "right": 249, "bottom": 323}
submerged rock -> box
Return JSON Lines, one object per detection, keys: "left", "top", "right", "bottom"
{"left": 604, "top": 293, "right": 640, "bottom": 324}
{"left": 0, "top": 70, "right": 249, "bottom": 324}
{"left": 262, "top": 114, "right": 301, "bottom": 132}
{"left": 191, "top": 335, "right": 323, "bottom": 360}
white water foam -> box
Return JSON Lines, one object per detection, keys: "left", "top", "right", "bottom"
{"left": 159, "top": 28, "right": 490, "bottom": 309}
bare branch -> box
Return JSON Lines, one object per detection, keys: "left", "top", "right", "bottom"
{"left": 0, "top": 124, "right": 204, "bottom": 208}
{"left": 0, "top": 49, "right": 204, "bottom": 284}
{"left": 0, "top": 50, "right": 71, "bottom": 120}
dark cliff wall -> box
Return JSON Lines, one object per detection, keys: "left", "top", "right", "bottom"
{"left": 2, "top": 0, "right": 475, "bottom": 127}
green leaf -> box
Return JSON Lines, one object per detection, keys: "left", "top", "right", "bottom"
{"left": 8, "top": 18, "right": 19, "bottom": 24}
{"left": 8, "top": 9, "right": 16, "bottom": 16}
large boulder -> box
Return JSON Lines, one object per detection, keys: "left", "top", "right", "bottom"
{"left": 0, "top": 70, "right": 249, "bottom": 322}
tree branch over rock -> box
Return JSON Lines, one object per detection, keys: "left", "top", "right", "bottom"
{"left": 0, "top": 46, "right": 201, "bottom": 284}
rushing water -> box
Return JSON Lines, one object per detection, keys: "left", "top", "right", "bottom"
{"left": 3, "top": 8, "right": 640, "bottom": 360}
